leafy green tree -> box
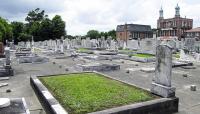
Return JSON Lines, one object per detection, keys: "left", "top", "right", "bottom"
{"left": 52, "top": 15, "right": 66, "bottom": 39}
{"left": 99, "top": 32, "right": 108, "bottom": 39}
{"left": 11, "top": 21, "right": 24, "bottom": 44}
{"left": 29, "top": 22, "right": 41, "bottom": 41}
{"left": 40, "top": 18, "right": 53, "bottom": 40}
{"left": 0, "top": 17, "right": 12, "bottom": 43}
{"left": 66, "top": 35, "right": 75, "bottom": 39}
{"left": 108, "top": 30, "right": 116, "bottom": 39}
{"left": 18, "top": 33, "right": 32, "bottom": 41}
{"left": 25, "top": 8, "right": 46, "bottom": 24}
{"left": 86, "top": 30, "right": 100, "bottom": 39}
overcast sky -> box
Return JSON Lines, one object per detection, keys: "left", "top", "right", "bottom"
{"left": 0, "top": 0, "right": 200, "bottom": 35}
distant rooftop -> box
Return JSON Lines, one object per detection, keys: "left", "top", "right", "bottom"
{"left": 186, "top": 27, "right": 200, "bottom": 32}
{"left": 116, "top": 24, "right": 152, "bottom": 32}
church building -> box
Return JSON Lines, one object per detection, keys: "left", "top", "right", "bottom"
{"left": 157, "top": 4, "right": 193, "bottom": 40}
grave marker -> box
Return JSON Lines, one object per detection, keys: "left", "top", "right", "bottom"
{"left": 151, "top": 41, "right": 175, "bottom": 98}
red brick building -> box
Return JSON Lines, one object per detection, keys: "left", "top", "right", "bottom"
{"left": 116, "top": 24, "right": 153, "bottom": 41}
{"left": 186, "top": 27, "right": 200, "bottom": 40}
{"left": 157, "top": 4, "right": 193, "bottom": 39}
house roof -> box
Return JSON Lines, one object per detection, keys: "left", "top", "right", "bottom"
{"left": 186, "top": 27, "right": 200, "bottom": 33}
{"left": 116, "top": 24, "right": 152, "bottom": 32}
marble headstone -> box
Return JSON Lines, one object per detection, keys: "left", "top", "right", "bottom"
{"left": 151, "top": 41, "right": 175, "bottom": 98}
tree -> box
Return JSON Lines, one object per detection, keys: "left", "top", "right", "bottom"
{"left": 86, "top": 30, "right": 99, "bottom": 39}
{"left": 66, "top": 35, "right": 75, "bottom": 39}
{"left": 40, "top": 18, "right": 53, "bottom": 40}
{"left": 29, "top": 22, "right": 41, "bottom": 41}
{"left": 25, "top": 8, "right": 46, "bottom": 24}
{"left": 108, "top": 30, "right": 116, "bottom": 39}
{"left": 52, "top": 15, "right": 66, "bottom": 39}
{"left": 18, "top": 33, "right": 32, "bottom": 41}
{"left": 0, "top": 17, "right": 12, "bottom": 43}
{"left": 11, "top": 21, "right": 24, "bottom": 44}
{"left": 0, "top": 9, "right": 67, "bottom": 43}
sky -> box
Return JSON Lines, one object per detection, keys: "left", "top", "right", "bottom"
{"left": 0, "top": 0, "right": 200, "bottom": 35}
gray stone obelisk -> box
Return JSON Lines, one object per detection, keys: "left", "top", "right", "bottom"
{"left": 151, "top": 41, "right": 175, "bottom": 98}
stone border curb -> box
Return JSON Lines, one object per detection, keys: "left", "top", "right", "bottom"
{"left": 31, "top": 72, "right": 179, "bottom": 114}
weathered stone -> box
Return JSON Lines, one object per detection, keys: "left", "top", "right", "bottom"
{"left": 140, "top": 68, "right": 155, "bottom": 73}
{"left": 6, "top": 89, "right": 12, "bottom": 93}
{"left": 151, "top": 42, "right": 175, "bottom": 98}
{"left": 190, "top": 85, "right": 196, "bottom": 91}
{"left": 0, "top": 83, "right": 8, "bottom": 88}
{"left": 0, "top": 98, "right": 10, "bottom": 108}
{"left": 0, "top": 77, "right": 10, "bottom": 81}
{"left": 76, "top": 63, "right": 120, "bottom": 72}
{"left": 5, "top": 47, "right": 11, "bottom": 65}
{"left": 65, "top": 68, "right": 69, "bottom": 71}
{"left": 182, "top": 74, "right": 188, "bottom": 77}
{"left": 126, "top": 70, "right": 130, "bottom": 73}
{"left": 181, "top": 66, "right": 196, "bottom": 69}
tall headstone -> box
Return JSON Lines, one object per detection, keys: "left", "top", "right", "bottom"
{"left": 151, "top": 41, "right": 175, "bottom": 98}
{"left": 54, "top": 40, "right": 58, "bottom": 52}
{"left": 60, "top": 36, "right": 64, "bottom": 53}
{"left": 31, "top": 36, "right": 34, "bottom": 53}
{"left": 31, "top": 36, "right": 34, "bottom": 48}
{"left": 4, "top": 47, "right": 13, "bottom": 76}
{"left": 5, "top": 47, "right": 11, "bottom": 65}
{"left": 123, "top": 41, "right": 127, "bottom": 49}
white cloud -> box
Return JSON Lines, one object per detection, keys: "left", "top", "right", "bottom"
{"left": 0, "top": 0, "right": 200, "bottom": 35}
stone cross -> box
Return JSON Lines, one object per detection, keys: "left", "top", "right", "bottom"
{"left": 151, "top": 41, "right": 175, "bottom": 98}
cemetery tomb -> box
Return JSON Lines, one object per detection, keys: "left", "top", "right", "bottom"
{"left": 0, "top": 98, "right": 30, "bottom": 114}
{"left": 31, "top": 72, "right": 179, "bottom": 114}
{"left": 76, "top": 63, "right": 120, "bottom": 71}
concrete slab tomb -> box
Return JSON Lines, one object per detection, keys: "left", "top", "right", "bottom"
{"left": 75, "top": 63, "right": 120, "bottom": 72}
{"left": 31, "top": 72, "right": 179, "bottom": 114}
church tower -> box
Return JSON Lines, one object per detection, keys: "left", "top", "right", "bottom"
{"left": 175, "top": 4, "right": 180, "bottom": 17}
{"left": 159, "top": 6, "right": 164, "bottom": 19}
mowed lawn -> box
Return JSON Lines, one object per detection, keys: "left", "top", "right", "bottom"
{"left": 132, "top": 53, "right": 155, "bottom": 58}
{"left": 39, "top": 73, "right": 156, "bottom": 114}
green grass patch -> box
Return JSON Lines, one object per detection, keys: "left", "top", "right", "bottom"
{"left": 130, "top": 53, "right": 155, "bottom": 58}
{"left": 33, "top": 48, "right": 41, "bottom": 52}
{"left": 77, "top": 48, "right": 93, "bottom": 54}
{"left": 173, "top": 53, "right": 180, "bottom": 58}
{"left": 77, "top": 48, "right": 89, "bottom": 51}
{"left": 39, "top": 73, "right": 156, "bottom": 114}
{"left": 118, "top": 48, "right": 136, "bottom": 54}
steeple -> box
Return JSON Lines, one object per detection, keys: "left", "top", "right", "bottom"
{"left": 159, "top": 6, "right": 164, "bottom": 19}
{"left": 175, "top": 4, "right": 180, "bottom": 17}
